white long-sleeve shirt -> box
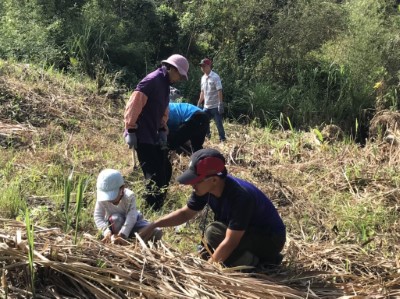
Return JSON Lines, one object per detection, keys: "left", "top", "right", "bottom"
{"left": 93, "top": 188, "right": 138, "bottom": 237}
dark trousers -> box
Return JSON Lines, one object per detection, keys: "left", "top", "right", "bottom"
{"left": 204, "top": 108, "right": 226, "bottom": 141}
{"left": 204, "top": 222, "right": 286, "bottom": 266}
{"left": 136, "top": 143, "right": 172, "bottom": 211}
{"left": 168, "top": 111, "right": 210, "bottom": 153}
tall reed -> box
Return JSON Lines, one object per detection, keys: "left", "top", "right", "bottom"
{"left": 63, "top": 171, "right": 73, "bottom": 232}
{"left": 74, "top": 177, "right": 86, "bottom": 244}
{"left": 25, "top": 209, "right": 36, "bottom": 298}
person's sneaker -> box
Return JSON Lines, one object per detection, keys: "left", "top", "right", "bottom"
{"left": 197, "top": 245, "right": 211, "bottom": 260}
{"left": 260, "top": 253, "right": 284, "bottom": 266}
{"left": 230, "top": 251, "right": 259, "bottom": 267}
{"left": 257, "top": 253, "right": 284, "bottom": 271}
{"left": 220, "top": 138, "right": 227, "bottom": 143}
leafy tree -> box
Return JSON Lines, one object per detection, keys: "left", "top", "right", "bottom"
{"left": 68, "top": 0, "right": 177, "bottom": 85}
{"left": 0, "top": 0, "right": 398, "bottom": 132}
{"left": 0, "top": 0, "right": 62, "bottom": 64}
{"left": 177, "top": 0, "right": 289, "bottom": 102}
{"left": 154, "top": 5, "right": 180, "bottom": 61}
{"left": 319, "top": 0, "right": 400, "bottom": 112}
{"left": 265, "top": 0, "right": 346, "bottom": 84}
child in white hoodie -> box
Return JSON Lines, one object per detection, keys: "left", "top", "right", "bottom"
{"left": 94, "top": 169, "right": 162, "bottom": 244}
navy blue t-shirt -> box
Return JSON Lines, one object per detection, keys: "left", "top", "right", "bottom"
{"left": 187, "top": 175, "right": 285, "bottom": 234}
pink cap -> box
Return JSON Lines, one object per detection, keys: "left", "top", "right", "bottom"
{"left": 162, "top": 54, "right": 189, "bottom": 80}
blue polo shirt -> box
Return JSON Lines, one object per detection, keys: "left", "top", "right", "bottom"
{"left": 167, "top": 103, "right": 202, "bottom": 132}
{"left": 135, "top": 66, "right": 170, "bottom": 144}
{"left": 187, "top": 175, "right": 285, "bottom": 234}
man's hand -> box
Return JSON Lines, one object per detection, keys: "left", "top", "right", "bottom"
{"left": 158, "top": 130, "right": 168, "bottom": 150}
{"left": 218, "top": 102, "right": 224, "bottom": 114}
{"left": 139, "top": 223, "right": 157, "bottom": 242}
{"left": 125, "top": 132, "right": 137, "bottom": 149}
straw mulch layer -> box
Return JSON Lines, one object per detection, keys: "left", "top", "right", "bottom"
{"left": 1, "top": 219, "right": 310, "bottom": 299}
{"left": 1, "top": 219, "right": 399, "bottom": 299}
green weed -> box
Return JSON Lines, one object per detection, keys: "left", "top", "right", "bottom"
{"left": 25, "top": 209, "right": 36, "bottom": 298}
{"left": 74, "top": 177, "right": 88, "bottom": 245}
{"left": 313, "top": 128, "right": 324, "bottom": 143}
{"left": 0, "top": 181, "right": 26, "bottom": 218}
{"left": 64, "top": 171, "right": 73, "bottom": 232}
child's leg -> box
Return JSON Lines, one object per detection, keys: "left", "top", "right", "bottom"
{"left": 108, "top": 213, "right": 125, "bottom": 235}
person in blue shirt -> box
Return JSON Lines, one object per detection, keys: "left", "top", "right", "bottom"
{"left": 140, "top": 148, "right": 286, "bottom": 268}
{"left": 167, "top": 102, "right": 210, "bottom": 153}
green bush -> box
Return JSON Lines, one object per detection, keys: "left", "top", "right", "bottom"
{"left": 0, "top": 0, "right": 63, "bottom": 64}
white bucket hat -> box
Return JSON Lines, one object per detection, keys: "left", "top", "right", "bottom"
{"left": 96, "top": 169, "right": 124, "bottom": 202}
{"left": 162, "top": 54, "right": 189, "bottom": 80}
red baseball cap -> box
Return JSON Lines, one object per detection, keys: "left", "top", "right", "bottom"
{"left": 199, "top": 58, "right": 212, "bottom": 66}
{"left": 177, "top": 149, "right": 226, "bottom": 185}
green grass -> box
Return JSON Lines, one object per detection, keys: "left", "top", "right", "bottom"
{"left": 0, "top": 180, "right": 26, "bottom": 219}
{"left": 0, "top": 61, "right": 398, "bottom": 268}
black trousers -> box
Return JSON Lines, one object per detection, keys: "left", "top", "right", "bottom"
{"left": 168, "top": 111, "right": 210, "bottom": 153}
{"left": 204, "top": 222, "right": 286, "bottom": 266}
{"left": 135, "top": 143, "right": 172, "bottom": 211}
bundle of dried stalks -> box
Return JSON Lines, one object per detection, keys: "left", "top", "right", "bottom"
{"left": 0, "top": 121, "right": 36, "bottom": 147}
{"left": 2, "top": 218, "right": 399, "bottom": 298}
{"left": 0, "top": 121, "right": 36, "bottom": 136}
{"left": 284, "top": 236, "right": 400, "bottom": 297}
{"left": 0, "top": 219, "right": 316, "bottom": 299}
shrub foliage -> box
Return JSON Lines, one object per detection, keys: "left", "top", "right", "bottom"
{"left": 0, "top": 0, "right": 399, "bottom": 134}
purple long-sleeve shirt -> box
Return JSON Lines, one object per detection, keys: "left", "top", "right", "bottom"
{"left": 124, "top": 66, "right": 170, "bottom": 144}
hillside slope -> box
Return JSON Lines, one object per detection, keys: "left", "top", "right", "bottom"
{"left": 0, "top": 62, "right": 399, "bottom": 298}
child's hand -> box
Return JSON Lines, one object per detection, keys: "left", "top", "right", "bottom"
{"left": 101, "top": 230, "right": 112, "bottom": 243}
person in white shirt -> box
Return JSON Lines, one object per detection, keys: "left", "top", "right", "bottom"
{"left": 93, "top": 169, "right": 162, "bottom": 244}
{"left": 197, "top": 58, "right": 226, "bottom": 142}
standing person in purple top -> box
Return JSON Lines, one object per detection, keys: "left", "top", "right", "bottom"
{"left": 124, "top": 54, "right": 189, "bottom": 211}
{"left": 140, "top": 148, "right": 286, "bottom": 268}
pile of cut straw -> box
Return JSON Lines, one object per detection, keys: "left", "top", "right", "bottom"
{"left": 1, "top": 219, "right": 399, "bottom": 298}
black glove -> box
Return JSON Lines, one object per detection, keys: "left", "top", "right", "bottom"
{"left": 158, "top": 130, "right": 168, "bottom": 150}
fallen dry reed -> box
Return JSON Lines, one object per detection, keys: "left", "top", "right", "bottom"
{"left": 0, "top": 218, "right": 399, "bottom": 298}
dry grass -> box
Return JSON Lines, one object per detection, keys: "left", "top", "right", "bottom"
{"left": 0, "top": 219, "right": 399, "bottom": 298}
{"left": 1, "top": 61, "right": 400, "bottom": 298}
{"left": 0, "top": 220, "right": 314, "bottom": 299}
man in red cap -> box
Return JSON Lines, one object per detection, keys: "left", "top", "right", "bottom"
{"left": 197, "top": 58, "right": 226, "bottom": 142}
{"left": 140, "top": 148, "right": 286, "bottom": 268}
